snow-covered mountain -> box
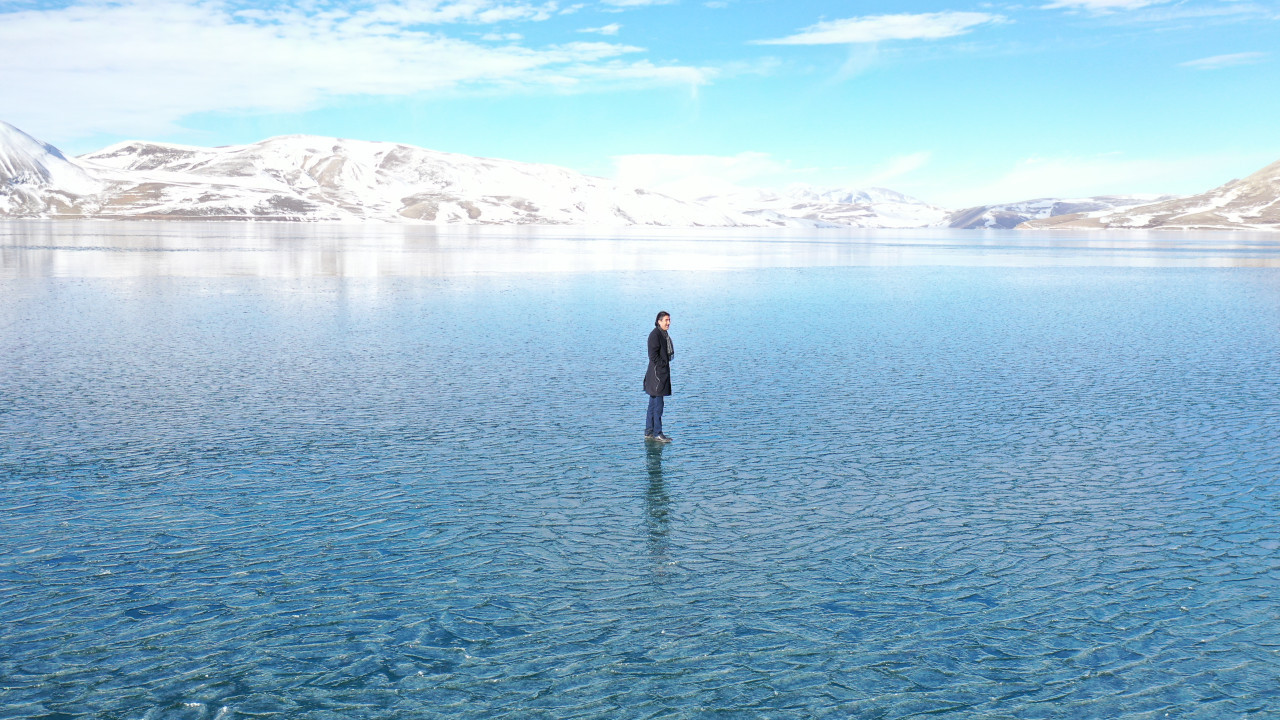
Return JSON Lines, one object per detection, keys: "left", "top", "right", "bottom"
{"left": 0, "top": 120, "right": 921, "bottom": 226}
{"left": 77, "top": 133, "right": 766, "bottom": 226}
{"left": 1022, "top": 159, "right": 1280, "bottom": 231}
{"left": 0, "top": 122, "right": 102, "bottom": 216}
{"left": 1, "top": 122, "right": 770, "bottom": 226}
{"left": 696, "top": 185, "right": 948, "bottom": 228}
{"left": 10, "top": 121, "right": 1275, "bottom": 231}
{"left": 946, "top": 195, "right": 1179, "bottom": 229}
{"left": 0, "top": 121, "right": 946, "bottom": 228}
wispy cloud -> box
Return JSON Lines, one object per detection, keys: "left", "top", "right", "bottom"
{"left": 1047, "top": 2, "right": 1273, "bottom": 33}
{"left": 756, "top": 11, "right": 1005, "bottom": 45}
{"left": 1041, "top": 0, "right": 1170, "bottom": 12}
{"left": 611, "top": 150, "right": 933, "bottom": 199}
{"left": 948, "top": 154, "right": 1169, "bottom": 206}
{"left": 930, "top": 152, "right": 1263, "bottom": 207}
{"left": 0, "top": 0, "right": 712, "bottom": 140}
{"left": 579, "top": 22, "right": 621, "bottom": 34}
{"left": 600, "top": 0, "right": 677, "bottom": 7}
{"left": 238, "top": 0, "right": 562, "bottom": 27}
{"left": 1180, "top": 51, "right": 1268, "bottom": 70}
{"left": 865, "top": 152, "right": 932, "bottom": 185}
{"left": 612, "top": 152, "right": 796, "bottom": 198}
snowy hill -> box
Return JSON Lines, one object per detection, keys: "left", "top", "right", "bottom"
{"left": 10, "top": 120, "right": 1274, "bottom": 231}
{"left": 1, "top": 122, "right": 758, "bottom": 226}
{"left": 76, "top": 134, "right": 763, "bottom": 226}
{"left": 1022, "top": 160, "right": 1280, "bottom": 231}
{"left": 947, "top": 195, "right": 1178, "bottom": 229}
{"left": 696, "top": 185, "right": 948, "bottom": 228}
{"left": 0, "top": 122, "right": 102, "bottom": 215}
{"left": 0, "top": 121, "right": 950, "bottom": 228}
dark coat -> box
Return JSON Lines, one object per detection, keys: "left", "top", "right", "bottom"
{"left": 643, "top": 327, "right": 672, "bottom": 397}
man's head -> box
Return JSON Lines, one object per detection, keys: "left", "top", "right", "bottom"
{"left": 655, "top": 311, "right": 671, "bottom": 331}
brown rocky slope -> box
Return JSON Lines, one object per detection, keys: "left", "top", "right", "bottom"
{"left": 1022, "top": 158, "right": 1280, "bottom": 231}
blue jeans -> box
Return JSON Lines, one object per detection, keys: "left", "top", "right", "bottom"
{"left": 645, "top": 395, "right": 664, "bottom": 436}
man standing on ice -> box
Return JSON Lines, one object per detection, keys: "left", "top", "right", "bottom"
{"left": 644, "top": 311, "right": 674, "bottom": 443}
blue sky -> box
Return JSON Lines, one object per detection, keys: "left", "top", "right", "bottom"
{"left": 2, "top": 0, "right": 1278, "bottom": 205}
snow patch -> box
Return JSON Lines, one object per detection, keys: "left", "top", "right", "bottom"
{"left": 0, "top": 121, "right": 101, "bottom": 196}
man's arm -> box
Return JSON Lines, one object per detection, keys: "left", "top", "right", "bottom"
{"left": 647, "top": 329, "right": 663, "bottom": 364}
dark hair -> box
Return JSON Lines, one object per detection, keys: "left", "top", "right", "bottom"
{"left": 654, "top": 311, "right": 670, "bottom": 327}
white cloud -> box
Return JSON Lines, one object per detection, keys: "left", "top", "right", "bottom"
{"left": 601, "top": 0, "right": 676, "bottom": 7}
{"left": 610, "top": 150, "right": 933, "bottom": 199}
{"left": 0, "top": 0, "right": 712, "bottom": 140}
{"left": 246, "top": 0, "right": 560, "bottom": 27}
{"left": 1095, "top": 2, "right": 1271, "bottom": 25}
{"left": 579, "top": 22, "right": 621, "bottom": 34}
{"left": 865, "top": 152, "right": 932, "bottom": 185}
{"left": 557, "top": 58, "right": 713, "bottom": 88}
{"left": 612, "top": 152, "right": 794, "bottom": 198}
{"left": 929, "top": 153, "right": 1264, "bottom": 208}
{"left": 1042, "top": 0, "right": 1170, "bottom": 12}
{"left": 757, "top": 11, "right": 1004, "bottom": 45}
{"left": 1180, "top": 51, "right": 1268, "bottom": 70}
{"left": 611, "top": 151, "right": 1273, "bottom": 209}
{"left": 476, "top": 3, "right": 557, "bottom": 22}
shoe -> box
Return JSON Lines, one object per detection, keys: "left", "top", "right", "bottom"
{"left": 653, "top": 434, "right": 672, "bottom": 443}
{"left": 644, "top": 433, "right": 655, "bottom": 440}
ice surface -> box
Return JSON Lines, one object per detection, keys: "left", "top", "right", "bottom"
{"left": 3, "top": 228, "right": 1279, "bottom": 718}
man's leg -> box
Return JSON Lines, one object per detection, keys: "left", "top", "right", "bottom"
{"left": 651, "top": 395, "right": 664, "bottom": 437}
{"left": 645, "top": 395, "right": 658, "bottom": 436}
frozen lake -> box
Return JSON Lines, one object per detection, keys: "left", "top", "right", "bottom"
{"left": 2, "top": 221, "right": 1279, "bottom": 718}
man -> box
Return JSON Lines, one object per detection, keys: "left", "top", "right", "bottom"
{"left": 644, "top": 311, "right": 674, "bottom": 442}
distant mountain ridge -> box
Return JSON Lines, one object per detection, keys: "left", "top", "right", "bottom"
{"left": 4, "top": 120, "right": 1279, "bottom": 230}
{"left": 694, "top": 186, "right": 948, "bottom": 228}
{"left": 33, "top": 129, "right": 757, "bottom": 226}
{"left": 1022, "top": 160, "right": 1280, "bottom": 230}
{"left": 945, "top": 195, "right": 1178, "bottom": 229}
{"left": 1, "top": 121, "right": 934, "bottom": 227}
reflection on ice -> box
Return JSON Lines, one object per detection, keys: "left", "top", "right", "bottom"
{"left": 645, "top": 442, "right": 672, "bottom": 576}
{"left": 3, "top": 219, "right": 1280, "bottom": 277}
